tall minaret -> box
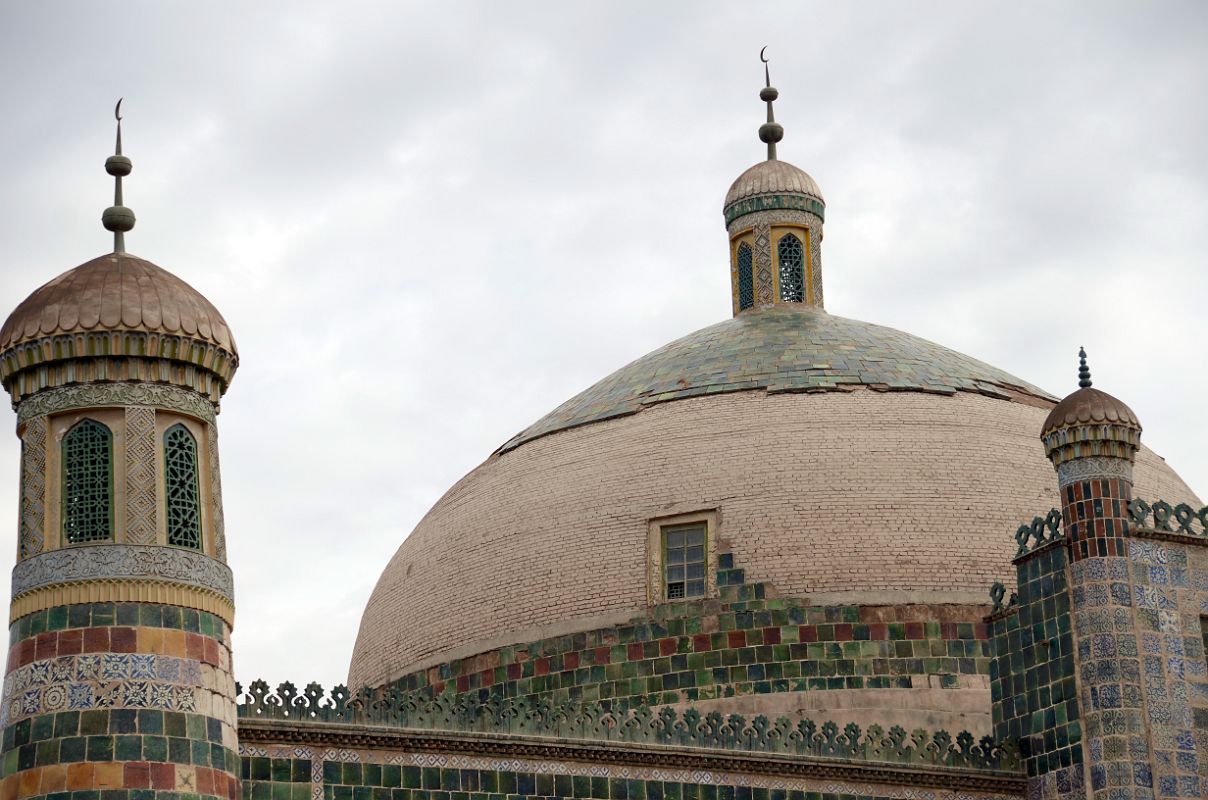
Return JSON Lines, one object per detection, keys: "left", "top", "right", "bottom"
{"left": 0, "top": 104, "right": 240, "bottom": 800}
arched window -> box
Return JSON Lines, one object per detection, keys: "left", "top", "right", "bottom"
{"left": 777, "top": 233, "right": 805, "bottom": 303}
{"left": 62, "top": 419, "right": 113, "bottom": 544}
{"left": 164, "top": 424, "right": 203, "bottom": 549}
{"left": 736, "top": 243, "right": 754, "bottom": 310}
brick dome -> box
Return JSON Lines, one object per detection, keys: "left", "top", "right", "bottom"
{"left": 348, "top": 305, "right": 1200, "bottom": 690}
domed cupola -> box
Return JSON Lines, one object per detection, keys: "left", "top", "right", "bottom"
{"left": 723, "top": 50, "right": 825, "bottom": 315}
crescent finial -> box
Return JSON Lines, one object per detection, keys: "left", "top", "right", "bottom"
{"left": 115, "top": 98, "right": 123, "bottom": 122}
{"left": 760, "top": 46, "right": 769, "bottom": 64}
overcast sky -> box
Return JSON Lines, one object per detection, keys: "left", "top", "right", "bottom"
{"left": 0, "top": 1, "right": 1205, "bottom": 691}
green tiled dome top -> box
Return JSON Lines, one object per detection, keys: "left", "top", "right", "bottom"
{"left": 499, "top": 305, "right": 1054, "bottom": 453}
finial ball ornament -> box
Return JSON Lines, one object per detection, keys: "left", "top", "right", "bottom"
{"left": 102, "top": 205, "right": 136, "bottom": 233}
{"left": 759, "top": 122, "right": 784, "bottom": 144}
{"left": 105, "top": 154, "right": 132, "bottom": 177}
{"left": 759, "top": 86, "right": 779, "bottom": 102}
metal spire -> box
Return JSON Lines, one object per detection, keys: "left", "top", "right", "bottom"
{"left": 101, "top": 99, "right": 136, "bottom": 253}
{"left": 758, "top": 47, "right": 784, "bottom": 161}
{"left": 1078, "top": 347, "right": 1092, "bottom": 388}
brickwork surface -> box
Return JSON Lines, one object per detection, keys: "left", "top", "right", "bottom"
{"left": 0, "top": 604, "right": 239, "bottom": 800}
{"left": 351, "top": 389, "right": 1197, "bottom": 689}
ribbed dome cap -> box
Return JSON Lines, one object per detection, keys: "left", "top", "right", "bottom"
{"left": 1041, "top": 387, "right": 1140, "bottom": 436}
{"left": 724, "top": 159, "right": 824, "bottom": 210}
{"left": 0, "top": 252, "right": 237, "bottom": 356}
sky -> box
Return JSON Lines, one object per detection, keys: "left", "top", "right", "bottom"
{"left": 0, "top": 1, "right": 1205, "bottom": 691}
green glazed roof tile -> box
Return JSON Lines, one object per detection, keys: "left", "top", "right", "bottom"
{"left": 499, "top": 304, "right": 1053, "bottom": 453}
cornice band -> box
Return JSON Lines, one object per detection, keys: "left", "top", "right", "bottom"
{"left": 12, "top": 543, "right": 233, "bottom": 602}
{"left": 15, "top": 381, "right": 216, "bottom": 425}
{"left": 10, "top": 579, "right": 234, "bottom": 627}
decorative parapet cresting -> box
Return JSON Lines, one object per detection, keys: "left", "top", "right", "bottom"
{"left": 236, "top": 680, "right": 1020, "bottom": 772}
{"left": 1127, "top": 498, "right": 1208, "bottom": 537}
{"left": 1013, "top": 508, "right": 1062, "bottom": 558}
{"left": 987, "top": 582, "right": 1017, "bottom": 617}
{"left": 11, "top": 543, "right": 234, "bottom": 602}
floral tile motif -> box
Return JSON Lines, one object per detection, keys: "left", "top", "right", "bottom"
{"left": 0, "top": 651, "right": 206, "bottom": 726}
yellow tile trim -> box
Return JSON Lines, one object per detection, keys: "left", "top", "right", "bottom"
{"left": 10, "top": 579, "right": 235, "bottom": 628}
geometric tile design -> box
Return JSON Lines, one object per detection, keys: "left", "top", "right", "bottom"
{"left": 754, "top": 223, "right": 773, "bottom": 308}
{"left": 18, "top": 416, "right": 46, "bottom": 559}
{"left": 208, "top": 424, "right": 227, "bottom": 562}
{"left": 124, "top": 406, "right": 157, "bottom": 546}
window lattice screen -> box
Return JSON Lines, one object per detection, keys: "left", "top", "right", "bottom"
{"left": 778, "top": 233, "right": 805, "bottom": 303}
{"left": 62, "top": 420, "right": 113, "bottom": 544}
{"left": 737, "top": 243, "right": 754, "bottom": 310}
{"left": 164, "top": 424, "right": 203, "bottom": 549}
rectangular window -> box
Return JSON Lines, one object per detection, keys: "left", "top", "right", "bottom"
{"left": 663, "top": 523, "right": 707, "bottom": 600}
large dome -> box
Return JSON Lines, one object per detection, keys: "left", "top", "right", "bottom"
{"left": 0, "top": 252, "right": 237, "bottom": 356}
{"left": 349, "top": 304, "right": 1198, "bottom": 689}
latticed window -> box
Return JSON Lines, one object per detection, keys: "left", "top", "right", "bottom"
{"left": 61, "top": 419, "right": 113, "bottom": 544}
{"left": 164, "top": 424, "right": 203, "bottom": 549}
{"left": 663, "top": 524, "right": 706, "bottom": 600}
{"left": 736, "top": 243, "right": 754, "bottom": 310}
{"left": 778, "top": 233, "right": 805, "bottom": 303}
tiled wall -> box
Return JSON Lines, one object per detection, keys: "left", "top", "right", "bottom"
{"left": 239, "top": 741, "right": 1024, "bottom": 800}
{"left": 0, "top": 604, "right": 239, "bottom": 800}
{"left": 990, "top": 542, "right": 1082, "bottom": 797}
{"left": 388, "top": 566, "right": 990, "bottom": 712}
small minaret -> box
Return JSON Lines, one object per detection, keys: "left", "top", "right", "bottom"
{"left": 1032, "top": 350, "right": 1142, "bottom": 799}
{"left": 0, "top": 104, "right": 241, "bottom": 800}
{"left": 1040, "top": 348, "right": 1141, "bottom": 560}
{"left": 722, "top": 49, "right": 826, "bottom": 315}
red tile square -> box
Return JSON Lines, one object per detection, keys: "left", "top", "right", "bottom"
{"left": 57, "top": 629, "right": 83, "bottom": 656}
{"left": 82, "top": 627, "right": 109, "bottom": 653}
{"left": 727, "top": 631, "right": 746, "bottom": 649}
{"left": 149, "top": 763, "right": 175, "bottom": 791}
{"left": 123, "top": 763, "right": 151, "bottom": 789}
{"left": 762, "top": 627, "right": 781, "bottom": 645}
{"left": 110, "top": 628, "right": 138, "bottom": 654}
